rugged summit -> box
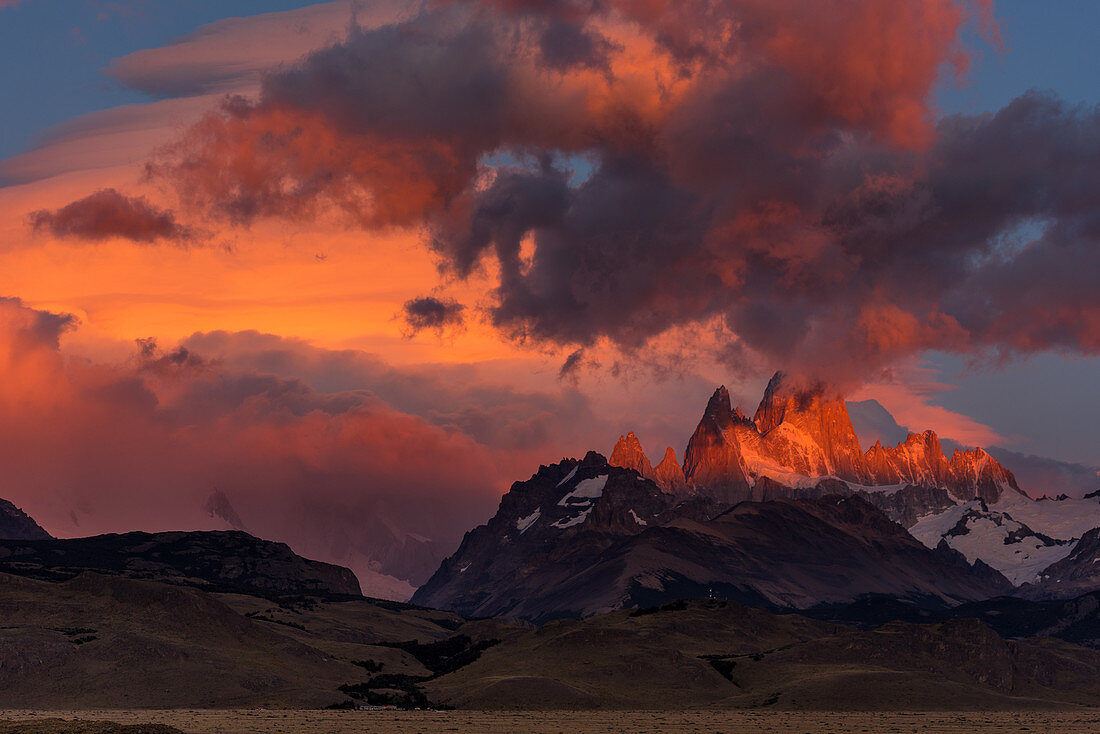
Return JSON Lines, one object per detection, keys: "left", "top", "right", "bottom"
{"left": 681, "top": 386, "right": 752, "bottom": 501}
{"left": 652, "top": 446, "right": 687, "bottom": 492}
{"left": 609, "top": 432, "right": 656, "bottom": 482}
{"left": 864, "top": 432, "right": 1021, "bottom": 502}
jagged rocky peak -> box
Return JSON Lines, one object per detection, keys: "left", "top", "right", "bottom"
{"left": 681, "top": 371, "right": 1025, "bottom": 504}
{"left": 683, "top": 386, "right": 752, "bottom": 502}
{"left": 947, "top": 447, "right": 1022, "bottom": 502}
{"left": 704, "top": 385, "right": 733, "bottom": 424}
{"left": 610, "top": 432, "right": 654, "bottom": 479}
{"left": 611, "top": 433, "right": 687, "bottom": 493}
{"left": 653, "top": 446, "right": 687, "bottom": 492}
{"left": 749, "top": 371, "right": 871, "bottom": 483}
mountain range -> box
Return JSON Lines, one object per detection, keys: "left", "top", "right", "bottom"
{"left": 416, "top": 372, "right": 1100, "bottom": 621}
{"left": 3, "top": 372, "right": 1100, "bottom": 711}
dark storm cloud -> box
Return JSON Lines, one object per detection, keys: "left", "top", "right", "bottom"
{"left": 401, "top": 296, "right": 466, "bottom": 336}
{"left": 537, "top": 18, "right": 615, "bottom": 72}
{"left": 147, "top": 0, "right": 1100, "bottom": 385}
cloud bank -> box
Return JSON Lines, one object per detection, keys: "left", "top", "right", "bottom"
{"left": 0, "top": 298, "right": 604, "bottom": 598}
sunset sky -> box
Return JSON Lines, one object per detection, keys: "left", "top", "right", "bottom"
{"left": 1, "top": 0, "right": 1098, "bottom": 595}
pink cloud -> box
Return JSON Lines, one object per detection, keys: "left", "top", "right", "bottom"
{"left": 851, "top": 365, "right": 1005, "bottom": 448}
{"left": 0, "top": 297, "right": 611, "bottom": 598}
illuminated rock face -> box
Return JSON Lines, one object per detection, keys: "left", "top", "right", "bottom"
{"left": 681, "top": 386, "right": 753, "bottom": 503}
{"left": 610, "top": 432, "right": 655, "bottom": 480}
{"left": 621, "top": 371, "right": 1023, "bottom": 504}
{"left": 751, "top": 372, "right": 873, "bottom": 484}
{"left": 652, "top": 447, "right": 687, "bottom": 492}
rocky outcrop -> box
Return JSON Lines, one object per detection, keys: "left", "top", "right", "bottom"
{"left": 0, "top": 499, "right": 51, "bottom": 541}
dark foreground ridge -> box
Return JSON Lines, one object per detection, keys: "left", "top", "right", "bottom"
{"left": 0, "top": 530, "right": 362, "bottom": 599}
{"left": 6, "top": 565, "right": 1100, "bottom": 711}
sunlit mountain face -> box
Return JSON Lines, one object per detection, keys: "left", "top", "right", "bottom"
{"left": 0, "top": 0, "right": 1098, "bottom": 601}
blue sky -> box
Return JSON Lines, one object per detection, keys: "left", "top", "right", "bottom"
{"left": 0, "top": 0, "right": 322, "bottom": 159}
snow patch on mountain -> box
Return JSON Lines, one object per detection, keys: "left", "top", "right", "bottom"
{"left": 558, "top": 475, "right": 607, "bottom": 506}
{"left": 516, "top": 509, "right": 541, "bottom": 534}
{"left": 556, "top": 464, "right": 579, "bottom": 487}
{"left": 990, "top": 492, "right": 1100, "bottom": 540}
{"left": 552, "top": 508, "right": 592, "bottom": 529}
{"left": 911, "top": 500, "right": 1077, "bottom": 585}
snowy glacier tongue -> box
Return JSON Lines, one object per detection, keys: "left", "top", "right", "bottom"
{"left": 910, "top": 494, "right": 1100, "bottom": 585}
{"left": 991, "top": 492, "right": 1100, "bottom": 539}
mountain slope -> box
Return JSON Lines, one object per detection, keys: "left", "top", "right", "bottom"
{"left": 0, "top": 499, "right": 50, "bottom": 541}
{"left": 1020, "top": 527, "right": 1100, "bottom": 600}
